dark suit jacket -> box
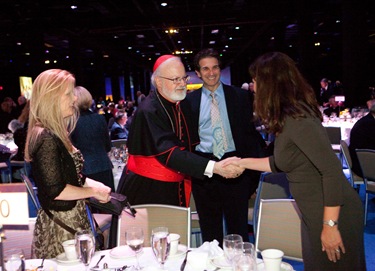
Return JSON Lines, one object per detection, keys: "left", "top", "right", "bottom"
{"left": 182, "top": 84, "right": 265, "bottom": 159}
{"left": 70, "top": 110, "right": 113, "bottom": 175}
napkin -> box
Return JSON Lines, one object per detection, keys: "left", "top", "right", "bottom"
{"left": 194, "top": 239, "right": 224, "bottom": 259}
{"left": 6, "top": 141, "right": 18, "bottom": 153}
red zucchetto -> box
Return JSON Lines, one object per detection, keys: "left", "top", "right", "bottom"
{"left": 153, "top": 55, "right": 176, "bottom": 72}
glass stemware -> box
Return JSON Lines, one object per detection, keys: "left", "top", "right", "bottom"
{"left": 151, "top": 227, "right": 170, "bottom": 270}
{"left": 75, "top": 229, "right": 95, "bottom": 270}
{"left": 125, "top": 227, "right": 144, "bottom": 270}
{"left": 233, "top": 242, "right": 258, "bottom": 271}
{"left": 223, "top": 234, "right": 243, "bottom": 267}
{"left": 3, "top": 249, "right": 25, "bottom": 271}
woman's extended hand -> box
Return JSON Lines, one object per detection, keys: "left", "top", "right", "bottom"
{"left": 321, "top": 226, "right": 346, "bottom": 262}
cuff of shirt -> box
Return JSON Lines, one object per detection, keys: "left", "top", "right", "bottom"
{"left": 204, "top": 160, "right": 215, "bottom": 178}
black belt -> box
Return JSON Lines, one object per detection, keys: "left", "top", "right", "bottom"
{"left": 195, "top": 151, "right": 238, "bottom": 161}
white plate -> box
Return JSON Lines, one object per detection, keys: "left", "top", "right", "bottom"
{"left": 109, "top": 245, "right": 144, "bottom": 259}
{"left": 56, "top": 252, "right": 81, "bottom": 264}
{"left": 257, "top": 261, "right": 294, "bottom": 271}
{"left": 168, "top": 244, "right": 188, "bottom": 258}
{"left": 25, "top": 259, "right": 58, "bottom": 271}
{"left": 211, "top": 256, "right": 232, "bottom": 270}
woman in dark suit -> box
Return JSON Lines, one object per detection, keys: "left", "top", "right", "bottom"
{"left": 70, "top": 86, "right": 115, "bottom": 191}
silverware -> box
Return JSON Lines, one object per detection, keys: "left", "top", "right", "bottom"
{"left": 36, "top": 258, "right": 45, "bottom": 271}
{"left": 180, "top": 249, "right": 191, "bottom": 271}
{"left": 93, "top": 255, "right": 105, "bottom": 269}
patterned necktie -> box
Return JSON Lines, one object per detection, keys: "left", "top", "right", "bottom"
{"left": 210, "top": 93, "right": 228, "bottom": 159}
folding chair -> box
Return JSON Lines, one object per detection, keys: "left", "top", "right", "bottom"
{"left": 256, "top": 199, "right": 303, "bottom": 262}
{"left": 117, "top": 204, "right": 191, "bottom": 247}
{"left": 355, "top": 149, "right": 375, "bottom": 225}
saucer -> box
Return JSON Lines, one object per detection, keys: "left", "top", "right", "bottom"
{"left": 257, "top": 261, "right": 294, "bottom": 271}
{"left": 109, "top": 245, "right": 144, "bottom": 259}
{"left": 168, "top": 244, "right": 188, "bottom": 258}
{"left": 25, "top": 259, "right": 58, "bottom": 270}
{"left": 56, "top": 252, "right": 81, "bottom": 264}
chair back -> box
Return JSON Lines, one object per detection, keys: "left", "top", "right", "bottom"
{"left": 252, "top": 172, "right": 291, "bottom": 235}
{"left": 324, "top": 126, "right": 341, "bottom": 145}
{"left": 356, "top": 149, "right": 375, "bottom": 184}
{"left": 255, "top": 199, "right": 303, "bottom": 262}
{"left": 340, "top": 140, "right": 363, "bottom": 188}
{"left": 111, "top": 139, "right": 127, "bottom": 148}
{"left": 20, "top": 173, "right": 41, "bottom": 210}
{"left": 340, "top": 140, "right": 352, "bottom": 167}
{"left": 117, "top": 204, "right": 191, "bottom": 247}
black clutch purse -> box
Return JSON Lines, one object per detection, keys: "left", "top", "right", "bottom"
{"left": 89, "top": 192, "right": 135, "bottom": 216}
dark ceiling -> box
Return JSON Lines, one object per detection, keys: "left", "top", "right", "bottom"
{"left": 0, "top": 0, "right": 375, "bottom": 101}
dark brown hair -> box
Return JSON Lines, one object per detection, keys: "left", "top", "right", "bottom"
{"left": 249, "top": 52, "right": 322, "bottom": 134}
{"left": 194, "top": 48, "right": 222, "bottom": 71}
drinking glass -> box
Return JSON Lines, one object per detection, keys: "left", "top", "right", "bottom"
{"left": 151, "top": 226, "right": 170, "bottom": 270}
{"left": 125, "top": 227, "right": 144, "bottom": 270}
{"left": 223, "top": 234, "right": 243, "bottom": 266}
{"left": 3, "top": 249, "right": 25, "bottom": 271}
{"left": 234, "top": 242, "right": 256, "bottom": 260}
{"left": 233, "top": 253, "right": 258, "bottom": 271}
{"left": 75, "top": 229, "right": 95, "bottom": 270}
{"left": 233, "top": 242, "right": 257, "bottom": 271}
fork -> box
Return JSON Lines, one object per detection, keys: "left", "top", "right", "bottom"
{"left": 92, "top": 255, "right": 105, "bottom": 269}
{"left": 36, "top": 258, "right": 45, "bottom": 271}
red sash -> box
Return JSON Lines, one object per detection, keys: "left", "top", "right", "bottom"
{"left": 127, "top": 155, "right": 191, "bottom": 206}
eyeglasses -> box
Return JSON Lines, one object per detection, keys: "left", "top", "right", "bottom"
{"left": 158, "top": 75, "right": 190, "bottom": 84}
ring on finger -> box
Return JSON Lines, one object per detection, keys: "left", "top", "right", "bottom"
{"left": 335, "top": 249, "right": 340, "bottom": 253}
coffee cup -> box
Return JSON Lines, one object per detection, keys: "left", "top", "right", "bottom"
{"left": 261, "top": 249, "right": 284, "bottom": 271}
{"left": 169, "top": 233, "right": 180, "bottom": 255}
{"left": 62, "top": 239, "right": 78, "bottom": 260}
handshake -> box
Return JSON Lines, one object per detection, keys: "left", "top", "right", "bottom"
{"left": 213, "top": 157, "right": 244, "bottom": 179}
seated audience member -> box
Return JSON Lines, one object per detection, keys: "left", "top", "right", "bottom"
{"left": 323, "top": 96, "right": 342, "bottom": 117}
{"left": 110, "top": 112, "right": 129, "bottom": 140}
{"left": 8, "top": 101, "right": 30, "bottom": 161}
{"left": 349, "top": 99, "right": 375, "bottom": 177}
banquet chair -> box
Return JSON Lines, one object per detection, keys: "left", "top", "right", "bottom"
{"left": 20, "top": 173, "right": 41, "bottom": 210}
{"left": 117, "top": 204, "right": 191, "bottom": 247}
{"left": 111, "top": 139, "right": 127, "bottom": 148}
{"left": 324, "top": 126, "right": 341, "bottom": 152}
{"left": 252, "top": 172, "right": 291, "bottom": 236}
{"left": 340, "top": 140, "right": 363, "bottom": 191}
{"left": 355, "top": 149, "right": 375, "bottom": 225}
{"left": 255, "top": 199, "right": 303, "bottom": 262}
{"left": 189, "top": 194, "right": 202, "bottom": 248}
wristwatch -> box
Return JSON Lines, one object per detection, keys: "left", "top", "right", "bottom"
{"left": 323, "top": 220, "right": 338, "bottom": 227}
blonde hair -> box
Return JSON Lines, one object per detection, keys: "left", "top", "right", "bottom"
{"left": 74, "top": 86, "right": 93, "bottom": 111}
{"left": 25, "top": 69, "right": 78, "bottom": 161}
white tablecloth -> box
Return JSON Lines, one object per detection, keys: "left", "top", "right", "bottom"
{"left": 51, "top": 247, "right": 223, "bottom": 271}
{"left": 322, "top": 119, "right": 357, "bottom": 144}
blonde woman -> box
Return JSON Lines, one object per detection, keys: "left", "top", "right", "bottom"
{"left": 25, "top": 69, "right": 111, "bottom": 259}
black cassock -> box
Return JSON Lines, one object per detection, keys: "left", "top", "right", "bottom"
{"left": 117, "top": 90, "right": 209, "bottom": 207}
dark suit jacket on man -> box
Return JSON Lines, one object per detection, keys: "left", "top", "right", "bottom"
{"left": 181, "top": 83, "right": 265, "bottom": 244}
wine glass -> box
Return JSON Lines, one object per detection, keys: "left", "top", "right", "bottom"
{"left": 223, "top": 234, "right": 243, "bottom": 266}
{"left": 3, "top": 249, "right": 25, "bottom": 271}
{"left": 75, "top": 229, "right": 95, "bottom": 270}
{"left": 233, "top": 253, "right": 258, "bottom": 271}
{"left": 233, "top": 242, "right": 258, "bottom": 271}
{"left": 125, "top": 227, "right": 144, "bottom": 270}
{"left": 151, "top": 226, "right": 170, "bottom": 270}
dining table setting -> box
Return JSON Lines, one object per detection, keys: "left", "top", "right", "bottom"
{"left": 4, "top": 230, "right": 297, "bottom": 271}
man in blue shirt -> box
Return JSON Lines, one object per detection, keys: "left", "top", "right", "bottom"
{"left": 182, "top": 48, "right": 266, "bottom": 245}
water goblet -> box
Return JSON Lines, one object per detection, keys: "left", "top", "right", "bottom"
{"left": 151, "top": 227, "right": 170, "bottom": 270}
{"left": 233, "top": 253, "right": 258, "bottom": 271}
{"left": 125, "top": 227, "right": 144, "bottom": 270}
{"left": 223, "top": 234, "right": 243, "bottom": 266}
{"left": 3, "top": 249, "right": 25, "bottom": 271}
{"left": 75, "top": 229, "right": 95, "bottom": 270}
